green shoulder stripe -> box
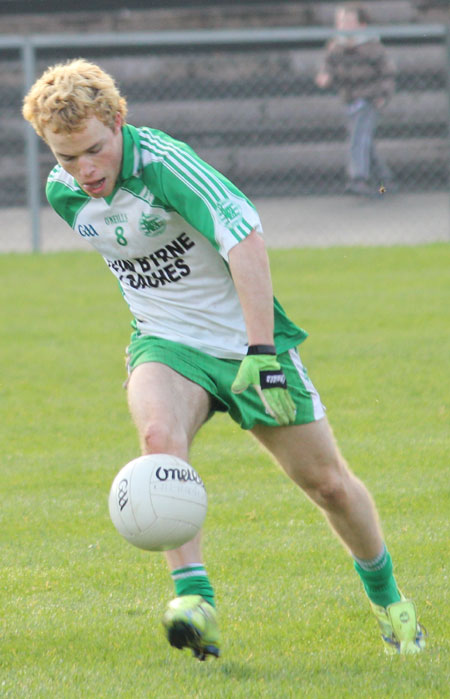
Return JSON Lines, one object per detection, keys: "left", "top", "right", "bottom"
{"left": 46, "top": 166, "right": 89, "bottom": 228}
{"left": 138, "top": 128, "right": 258, "bottom": 248}
{"left": 139, "top": 129, "right": 252, "bottom": 214}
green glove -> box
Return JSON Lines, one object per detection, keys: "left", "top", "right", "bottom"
{"left": 231, "top": 345, "right": 297, "bottom": 426}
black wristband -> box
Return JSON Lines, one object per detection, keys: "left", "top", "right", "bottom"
{"left": 247, "top": 344, "right": 276, "bottom": 356}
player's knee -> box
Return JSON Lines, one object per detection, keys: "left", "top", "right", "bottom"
{"left": 142, "top": 420, "right": 188, "bottom": 458}
{"left": 305, "top": 467, "right": 352, "bottom": 512}
{"left": 316, "top": 476, "right": 349, "bottom": 511}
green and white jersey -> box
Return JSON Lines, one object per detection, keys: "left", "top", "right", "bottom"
{"left": 47, "top": 125, "right": 306, "bottom": 359}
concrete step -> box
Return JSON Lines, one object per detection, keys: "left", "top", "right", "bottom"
{"left": 198, "top": 137, "right": 448, "bottom": 181}
{"left": 2, "top": 135, "right": 446, "bottom": 181}
{"left": 127, "top": 91, "right": 447, "bottom": 137}
{"left": 0, "top": 44, "right": 444, "bottom": 98}
{"left": 0, "top": 2, "right": 428, "bottom": 35}
{"left": 4, "top": 89, "right": 446, "bottom": 149}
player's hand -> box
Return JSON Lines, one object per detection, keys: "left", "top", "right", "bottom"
{"left": 231, "top": 346, "right": 296, "bottom": 426}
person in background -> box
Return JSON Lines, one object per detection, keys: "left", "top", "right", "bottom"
{"left": 316, "top": 2, "right": 397, "bottom": 196}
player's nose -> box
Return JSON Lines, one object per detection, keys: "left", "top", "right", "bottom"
{"left": 78, "top": 155, "right": 96, "bottom": 178}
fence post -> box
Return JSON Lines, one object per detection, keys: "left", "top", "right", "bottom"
{"left": 22, "top": 39, "right": 41, "bottom": 253}
{"left": 447, "top": 22, "right": 450, "bottom": 239}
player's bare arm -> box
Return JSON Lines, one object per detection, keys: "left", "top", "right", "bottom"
{"left": 229, "top": 229, "right": 296, "bottom": 426}
{"left": 228, "top": 229, "right": 275, "bottom": 346}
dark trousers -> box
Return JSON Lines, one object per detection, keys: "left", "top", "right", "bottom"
{"left": 346, "top": 99, "right": 393, "bottom": 183}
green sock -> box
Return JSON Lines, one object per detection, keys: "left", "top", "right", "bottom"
{"left": 353, "top": 545, "right": 401, "bottom": 608}
{"left": 171, "top": 564, "right": 215, "bottom": 608}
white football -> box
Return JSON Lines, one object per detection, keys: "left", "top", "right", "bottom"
{"left": 108, "top": 454, "right": 207, "bottom": 551}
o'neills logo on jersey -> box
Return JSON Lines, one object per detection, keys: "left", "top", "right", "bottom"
{"left": 105, "top": 213, "right": 128, "bottom": 225}
{"left": 217, "top": 198, "right": 242, "bottom": 226}
{"left": 155, "top": 466, "right": 204, "bottom": 486}
{"left": 139, "top": 212, "right": 167, "bottom": 237}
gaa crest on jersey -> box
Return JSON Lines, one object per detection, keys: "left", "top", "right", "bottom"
{"left": 139, "top": 212, "right": 167, "bottom": 237}
{"left": 217, "top": 198, "right": 242, "bottom": 226}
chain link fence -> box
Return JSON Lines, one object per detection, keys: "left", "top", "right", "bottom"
{"left": 0, "top": 24, "right": 448, "bottom": 251}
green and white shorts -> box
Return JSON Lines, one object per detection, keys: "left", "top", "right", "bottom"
{"left": 126, "top": 334, "right": 325, "bottom": 430}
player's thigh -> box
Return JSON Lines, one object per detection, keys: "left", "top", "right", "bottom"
{"left": 251, "top": 416, "right": 348, "bottom": 490}
{"left": 127, "top": 361, "right": 212, "bottom": 451}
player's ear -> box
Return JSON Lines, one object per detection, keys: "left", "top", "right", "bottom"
{"left": 113, "top": 111, "right": 123, "bottom": 133}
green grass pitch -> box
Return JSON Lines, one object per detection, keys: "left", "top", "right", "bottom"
{"left": 1, "top": 244, "right": 448, "bottom": 697}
